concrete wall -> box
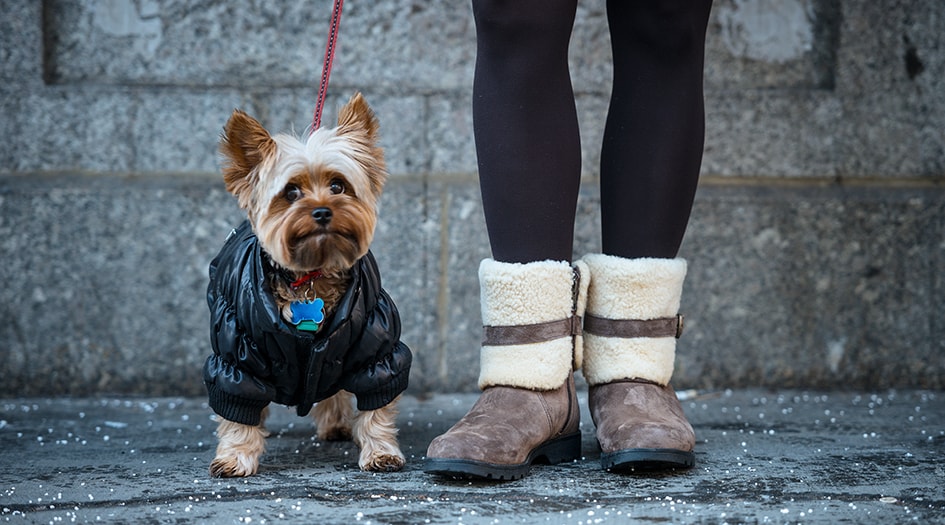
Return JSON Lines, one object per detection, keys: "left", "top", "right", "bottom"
{"left": 1, "top": 0, "right": 943, "bottom": 397}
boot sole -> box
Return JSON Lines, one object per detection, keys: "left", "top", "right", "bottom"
{"left": 424, "top": 432, "right": 581, "bottom": 481}
{"left": 601, "top": 448, "right": 695, "bottom": 472}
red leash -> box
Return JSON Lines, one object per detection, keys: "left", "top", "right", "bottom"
{"left": 311, "top": 0, "right": 345, "bottom": 133}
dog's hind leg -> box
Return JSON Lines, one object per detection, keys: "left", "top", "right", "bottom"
{"left": 312, "top": 391, "right": 354, "bottom": 441}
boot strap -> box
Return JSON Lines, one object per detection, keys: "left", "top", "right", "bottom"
{"left": 482, "top": 315, "right": 583, "bottom": 346}
{"left": 584, "top": 314, "right": 684, "bottom": 339}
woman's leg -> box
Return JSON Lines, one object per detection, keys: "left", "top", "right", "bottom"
{"left": 425, "top": 0, "right": 587, "bottom": 480}
{"left": 600, "top": 0, "right": 713, "bottom": 259}
{"left": 472, "top": 0, "right": 581, "bottom": 263}
{"left": 579, "top": 0, "right": 713, "bottom": 472}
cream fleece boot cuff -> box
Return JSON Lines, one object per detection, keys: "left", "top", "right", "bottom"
{"left": 478, "top": 258, "right": 588, "bottom": 391}
{"left": 581, "top": 254, "right": 687, "bottom": 387}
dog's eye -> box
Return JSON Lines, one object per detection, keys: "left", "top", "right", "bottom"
{"left": 329, "top": 179, "right": 345, "bottom": 195}
{"left": 284, "top": 185, "right": 302, "bottom": 202}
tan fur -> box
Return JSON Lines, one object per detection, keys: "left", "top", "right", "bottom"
{"left": 351, "top": 394, "right": 405, "bottom": 471}
{"left": 209, "top": 93, "right": 404, "bottom": 477}
{"left": 210, "top": 407, "right": 270, "bottom": 478}
{"left": 313, "top": 390, "right": 354, "bottom": 441}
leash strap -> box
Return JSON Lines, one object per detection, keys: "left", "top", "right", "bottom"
{"left": 311, "top": 0, "right": 345, "bottom": 133}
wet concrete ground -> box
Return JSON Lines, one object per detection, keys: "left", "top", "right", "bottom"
{"left": 1, "top": 389, "right": 942, "bottom": 524}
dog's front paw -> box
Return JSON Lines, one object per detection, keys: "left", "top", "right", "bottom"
{"left": 210, "top": 452, "right": 260, "bottom": 478}
{"left": 211, "top": 418, "right": 267, "bottom": 478}
{"left": 359, "top": 447, "right": 406, "bottom": 472}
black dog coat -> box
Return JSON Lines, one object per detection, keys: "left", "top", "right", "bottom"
{"left": 204, "top": 221, "right": 412, "bottom": 426}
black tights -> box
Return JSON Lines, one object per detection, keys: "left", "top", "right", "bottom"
{"left": 472, "top": 0, "right": 713, "bottom": 263}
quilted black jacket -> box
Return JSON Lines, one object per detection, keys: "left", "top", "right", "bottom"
{"left": 203, "top": 221, "right": 411, "bottom": 426}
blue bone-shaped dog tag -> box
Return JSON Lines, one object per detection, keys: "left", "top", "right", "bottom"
{"left": 290, "top": 298, "right": 326, "bottom": 332}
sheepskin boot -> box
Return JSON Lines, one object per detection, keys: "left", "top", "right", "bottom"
{"left": 581, "top": 254, "right": 695, "bottom": 471}
{"left": 424, "top": 258, "right": 589, "bottom": 480}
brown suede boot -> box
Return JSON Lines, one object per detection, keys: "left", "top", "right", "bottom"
{"left": 589, "top": 381, "right": 694, "bottom": 470}
{"left": 425, "top": 374, "right": 581, "bottom": 480}
{"left": 424, "top": 259, "right": 588, "bottom": 480}
{"left": 581, "top": 254, "right": 696, "bottom": 471}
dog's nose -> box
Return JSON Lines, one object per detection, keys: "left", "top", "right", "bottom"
{"left": 311, "top": 207, "right": 333, "bottom": 225}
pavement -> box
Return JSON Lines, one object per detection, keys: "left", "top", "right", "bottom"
{"left": 1, "top": 389, "right": 942, "bottom": 524}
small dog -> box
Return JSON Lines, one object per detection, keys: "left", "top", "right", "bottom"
{"left": 205, "top": 93, "right": 409, "bottom": 477}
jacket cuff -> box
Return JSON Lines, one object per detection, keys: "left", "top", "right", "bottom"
{"left": 206, "top": 383, "right": 270, "bottom": 426}
{"left": 354, "top": 367, "right": 410, "bottom": 411}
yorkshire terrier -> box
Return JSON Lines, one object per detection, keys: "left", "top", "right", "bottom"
{"left": 204, "top": 93, "right": 411, "bottom": 477}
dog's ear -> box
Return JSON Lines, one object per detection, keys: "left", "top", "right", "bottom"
{"left": 336, "top": 92, "right": 380, "bottom": 143}
{"left": 336, "top": 93, "right": 387, "bottom": 197}
{"left": 220, "top": 110, "right": 275, "bottom": 209}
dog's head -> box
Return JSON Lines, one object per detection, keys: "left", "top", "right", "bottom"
{"left": 220, "top": 92, "right": 387, "bottom": 273}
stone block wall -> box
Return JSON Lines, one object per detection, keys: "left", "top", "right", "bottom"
{"left": 1, "top": 0, "right": 943, "bottom": 397}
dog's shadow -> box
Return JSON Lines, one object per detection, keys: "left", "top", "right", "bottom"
{"left": 257, "top": 430, "right": 362, "bottom": 474}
